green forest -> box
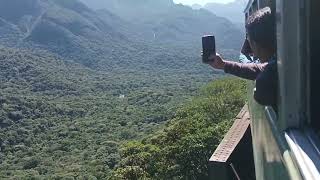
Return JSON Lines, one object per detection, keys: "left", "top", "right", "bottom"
{"left": 0, "top": 46, "right": 246, "bottom": 179}
{"left": 0, "top": 47, "right": 209, "bottom": 178}
{"left": 110, "top": 78, "right": 246, "bottom": 180}
{"left": 0, "top": 49, "right": 246, "bottom": 178}
{"left": 0, "top": 0, "right": 245, "bottom": 179}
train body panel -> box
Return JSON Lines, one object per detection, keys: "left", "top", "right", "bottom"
{"left": 210, "top": 0, "right": 320, "bottom": 179}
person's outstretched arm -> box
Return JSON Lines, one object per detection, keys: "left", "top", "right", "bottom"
{"left": 207, "top": 54, "right": 267, "bottom": 80}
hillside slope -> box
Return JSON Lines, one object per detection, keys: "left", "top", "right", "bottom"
{"left": 110, "top": 78, "right": 247, "bottom": 179}
{"left": 81, "top": 0, "right": 243, "bottom": 49}
{"left": 0, "top": 0, "right": 244, "bottom": 178}
{"left": 0, "top": 0, "right": 137, "bottom": 67}
{"left": 204, "top": 0, "right": 247, "bottom": 27}
{"left": 1, "top": 47, "right": 213, "bottom": 179}
{"left": 1, "top": 0, "right": 243, "bottom": 70}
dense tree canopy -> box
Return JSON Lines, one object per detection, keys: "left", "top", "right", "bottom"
{"left": 0, "top": 0, "right": 245, "bottom": 179}
{"left": 110, "top": 78, "right": 246, "bottom": 179}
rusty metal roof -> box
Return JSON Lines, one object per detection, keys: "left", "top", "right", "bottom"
{"left": 209, "top": 105, "right": 251, "bottom": 163}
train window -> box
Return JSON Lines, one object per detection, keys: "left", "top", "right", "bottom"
{"left": 309, "top": 0, "right": 320, "bottom": 130}
{"left": 252, "top": 1, "right": 258, "bottom": 11}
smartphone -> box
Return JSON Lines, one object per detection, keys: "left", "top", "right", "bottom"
{"left": 202, "top": 35, "right": 216, "bottom": 63}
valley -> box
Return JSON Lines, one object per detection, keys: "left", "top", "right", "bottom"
{"left": 0, "top": 0, "right": 245, "bottom": 179}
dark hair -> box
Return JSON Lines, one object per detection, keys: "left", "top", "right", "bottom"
{"left": 245, "top": 7, "right": 276, "bottom": 50}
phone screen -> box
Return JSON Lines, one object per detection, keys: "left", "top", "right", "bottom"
{"left": 202, "top": 35, "right": 216, "bottom": 63}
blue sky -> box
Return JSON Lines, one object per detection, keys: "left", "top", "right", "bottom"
{"left": 173, "top": 0, "right": 236, "bottom": 6}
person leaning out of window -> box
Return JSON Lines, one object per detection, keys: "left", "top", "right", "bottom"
{"left": 204, "top": 7, "right": 278, "bottom": 110}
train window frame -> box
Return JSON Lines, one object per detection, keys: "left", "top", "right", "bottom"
{"left": 244, "top": 0, "right": 320, "bottom": 178}
{"left": 285, "top": 129, "right": 320, "bottom": 179}
{"left": 276, "top": 0, "right": 309, "bottom": 130}
{"left": 309, "top": 0, "right": 320, "bottom": 131}
{"left": 278, "top": 0, "right": 320, "bottom": 178}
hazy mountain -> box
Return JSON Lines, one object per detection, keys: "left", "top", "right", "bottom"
{"left": 80, "top": 0, "right": 243, "bottom": 50}
{"left": 0, "top": 0, "right": 243, "bottom": 69}
{"left": 79, "top": 0, "right": 174, "bottom": 10}
{"left": 0, "top": 0, "right": 136, "bottom": 68}
{"left": 191, "top": 3, "right": 203, "bottom": 10}
{"left": 204, "top": 0, "right": 247, "bottom": 26}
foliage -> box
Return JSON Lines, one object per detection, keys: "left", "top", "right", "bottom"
{"left": 0, "top": 47, "right": 217, "bottom": 179}
{"left": 0, "top": 43, "right": 231, "bottom": 178}
{"left": 110, "top": 78, "right": 247, "bottom": 179}
{"left": 0, "top": 0, "right": 245, "bottom": 179}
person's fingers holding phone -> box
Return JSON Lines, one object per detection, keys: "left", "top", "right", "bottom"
{"left": 201, "top": 35, "right": 225, "bottom": 70}
{"left": 201, "top": 51, "right": 213, "bottom": 64}
{"left": 207, "top": 53, "right": 225, "bottom": 70}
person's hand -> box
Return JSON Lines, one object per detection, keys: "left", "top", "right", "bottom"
{"left": 207, "top": 53, "right": 226, "bottom": 70}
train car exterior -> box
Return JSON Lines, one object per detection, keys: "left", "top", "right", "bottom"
{"left": 246, "top": 0, "right": 320, "bottom": 179}
{"left": 210, "top": 0, "right": 320, "bottom": 179}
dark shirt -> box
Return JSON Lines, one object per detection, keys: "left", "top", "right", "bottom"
{"left": 224, "top": 60, "right": 278, "bottom": 109}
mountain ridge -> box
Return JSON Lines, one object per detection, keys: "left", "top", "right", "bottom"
{"left": 204, "top": 0, "right": 246, "bottom": 26}
{"left": 80, "top": 0, "right": 243, "bottom": 49}
{"left": 0, "top": 0, "right": 243, "bottom": 69}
